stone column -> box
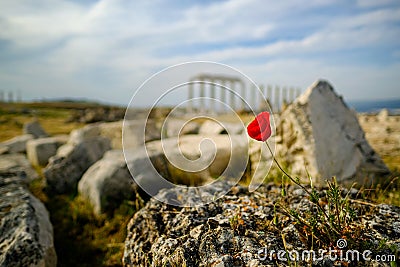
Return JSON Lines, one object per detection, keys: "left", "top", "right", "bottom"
{"left": 267, "top": 85, "right": 272, "bottom": 106}
{"left": 220, "top": 80, "right": 226, "bottom": 113}
{"left": 258, "top": 84, "right": 264, "bottom": 111}
{"left": 251, "top": 85, "right": 257, "bottom": 112}
{"left": 187, "top": 81, "right": 194, "bottom": 113}
{"left": 199, "top": 79, "right": 205, "bottom": 113}
{"left": 282, "top": 86, "right": 287, "bottom": 106}
{"left": 274, "top": 86, "right": 280, "bottom": 113}
{"left": 209, "top": 79, "right": 216, "bottom": 114}
{"left": 229, "top": 80, "right": 235, "bottom": 111}
{"left": 240, "top": 81, "right": 246, "bottom": 111}
{"left": 0, "top": 91, "right": 4, "bottom": 102}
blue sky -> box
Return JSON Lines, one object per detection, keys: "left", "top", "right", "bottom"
{"left": 0, "top": 0, "right": 399, "bottom": 107}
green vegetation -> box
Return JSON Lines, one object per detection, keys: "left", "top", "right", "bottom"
{"left": 265, "top": 141, "right": 362, "bottom": 247}
{"left": 383, "top": 155, "right": 400, "bottom": 173}
{"left": 29, "top": 171, "right": 142, "bottom": 267}
{"left": 254, "top": 167, "right": 399, "bottom": 265}
{"left": 259, "top": 153, "right": 400, "bottom": 208}
{"left": 254, "top": 144, "right": 399, "bottom": 265}
{"left": 0, "top": 102, "right": 85, "bottom": 141}
{"left": 47, "top": 196, "right": 138, "bottom": 267}
{"left": 286, "top": 178, "right": 362, "bottom": 247}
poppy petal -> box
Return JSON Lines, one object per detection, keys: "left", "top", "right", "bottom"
{"left": 247, "top": 112, "right": 271, "bottom": 141}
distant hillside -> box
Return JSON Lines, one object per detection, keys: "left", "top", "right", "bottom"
{"left": 0, "top": 100, "right": 120, "bottom": 110}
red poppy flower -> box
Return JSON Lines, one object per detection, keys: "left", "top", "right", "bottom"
{"left": 247, "top": 111, "right": 272, "bottom": 141}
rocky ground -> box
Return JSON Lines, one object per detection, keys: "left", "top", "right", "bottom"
{"left": 123, "top": 182, "right": 400, "bottom": 267}
{"left": 0, "top": 83, "right": 399, "bottom": 267}
{"left": 358, "top": 109, "right": 400, "bottom": 171}
{"left": 0, "top": 154, "right": 56, "bottom": 267}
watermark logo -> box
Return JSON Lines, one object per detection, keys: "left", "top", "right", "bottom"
{"left": 257, "top": 239, "right": 397, "bottom": 263}
{"left": 122, "top": 61, "right": 275, "bottom": 207}
{"left": 336, "top": 238, "right": 347, "bottom": 249}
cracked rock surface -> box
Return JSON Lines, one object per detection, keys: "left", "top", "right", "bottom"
{"left": 0, "top": 164, "right": 56, "bottom": 267}
{"left": 123, "top": 182, "right": 399, "bottom": 267}
{"left": 274, "top": 80, "right": 390, "bottom": 185}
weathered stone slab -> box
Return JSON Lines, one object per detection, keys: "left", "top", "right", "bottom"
{"left": 78, "top": 150, "right": 136, "bottom": 214}
{"left": 274, "top": 80, "right": 390, "bottom": 184}
{"left": 145, "top": 134, "right": 248, "bottom": 186}
{"left": 0, "top": 157, "right": 56, "bottom": 267}
{"left": 44, "top": 136, "right": 111, "bottom": 194}
{"left": 26, "top": 136, "right": 67, "bottom": 166}
{"left": 199, "top": 120, "right": 244, "bottom": 135}
{"left": 23, "top": 120, "right": 49, "bottom": 138}
{"left": 70, "top": 119, "right": 161, "bottom": 149}
{"left": 0, "top": 134, "right": 34, "bottom": 154}
{"left": 0, "top": 153, "right": 38, "bottom": 183}
{"left": 163, "top": 118, "right": 200, "bottom": 137}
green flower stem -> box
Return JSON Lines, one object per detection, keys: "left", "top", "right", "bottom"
{"left": 264, "top": 141, "right": 339, "bottom": 235}
{"left": 264, "top": 141, "right": 310, "bottom": 194}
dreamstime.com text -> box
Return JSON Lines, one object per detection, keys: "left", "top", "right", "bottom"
{"left": 257, "top": 239, "right": 397, "bottom": 263}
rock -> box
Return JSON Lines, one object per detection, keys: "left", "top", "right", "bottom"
{"left": 148, "top": 107, "right": 172, "bottom": 119}
{"left": 43, "top": 136, "right": 111, "bottom": 194}
{"left": 101, "top": 120, "right": 160, "bottom": 148}
{"left": 362, "top": 204, "right": 400, "bottom": 245}
{"left": 122, "top": 134, "right": 248, "bottom": 199}
{"left": 0, "top": 146, "right": 8, "bottom": 155}
{"left": 70, "top": 119, "right": 160, "bottom": 149}
{"left": 144, "top": 134, "right": 248, "bottom": 187}
{"left": 275, "top": 80, "right": 390, "bottom": 185}
{"left": 69, "top": 123, "right": 102, "bottom": 144}
{"left": 99, "top": 121, "right": 123, "bottom": 149}
{"left": 123, "top": 182, "right": 400, "bottom": 267}
{"left": 26, "top": 136, "right": 67, "bottom": 166}
{"left": 248, "top": 138, "right": 274, "bottom": 190}
{"left": 0, "top": 134, "right": 34, "bottom": 154}
{"left": 23, "top": 120, "right": 49, "bottom": 138}
{"left": 69, "top": 122, "right": 121, "bottom": 148}
{"left": 163, "top": 118, "right": 200, "bottom": 137}
{"left": 78, "top": 150, "right": 137, "bottom": 214}
{"left": 0, "top": 163, "right": 56, "bottom": 266}
{"left": 67, "top": 107, "right": 126, "bottom": 123}
{"left": 199, "top": 120, "right": 244, "bottom": 135}
{"left": 0, "top": 153, "right": 38, "bottom": 183}
{"left": 124, "top": 145, "right": 172, "bottom": 198}
{"left": 125, "top": 119, "right": 161, "bottom": 147}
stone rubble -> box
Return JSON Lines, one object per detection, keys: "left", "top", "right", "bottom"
{"left": 0, "top": 155, "right": 56, "bottom": 267}
{"left": 78, "top": 149, "right": 137, "bottom": 214}
{"left": 0, "top": 134, "right": 34, "bottom": 154}
{"left": 0, "top": 79, "right": 398, "bottom": 266}
{"left": 23, "top": 120, "right": 49, "bottom": 138}
{"left": 0, "top": 153, "right": 38, "bottom": 184}
{"left": 44, "top": 136, "right": 111, "bottom": 194}
{"left": 26, "top": 136, "right": 68, "bottom": 166}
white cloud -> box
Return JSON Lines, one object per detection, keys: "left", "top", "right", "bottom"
{"left": 356, "top": 0, "right": 397, "bottom": 8}
{"left": 0, "top": 1, "right": 86, "bottom": 48}
{"left": 0, "top": 0, "right": 399, "bottom": 105}
{"left": 240, "top": 59, "right": 400, "bottom": 100}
